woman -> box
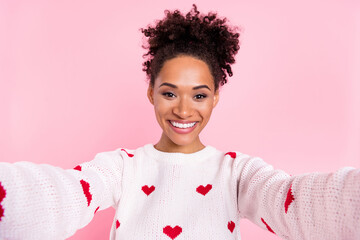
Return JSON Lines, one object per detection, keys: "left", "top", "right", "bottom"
{"left": 0, "top": 4, "right": 359, "bottom": 240}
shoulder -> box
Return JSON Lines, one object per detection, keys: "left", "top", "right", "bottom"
{"left": 218, "top": 149, "right": 271, "bottom": 170}
{"left": 220, "top": 149, "right": 254, "bottom": 162}
{"left": 93, "top": 144, "right": 151, "bottom": 161}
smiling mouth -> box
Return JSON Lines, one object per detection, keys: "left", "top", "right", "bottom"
{"left": 169, "top": 121, "right": 197, "bottom": 129}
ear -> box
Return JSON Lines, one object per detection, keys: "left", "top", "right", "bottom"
{"left": 147, "top": 85, "right": 154, "bottom": 105}
{"left": 213, "top": 89, "right": 219, "bottom": 108}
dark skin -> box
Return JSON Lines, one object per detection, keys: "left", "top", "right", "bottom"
{"left": 147, "top": 55, "right": 219, "bottom": 153}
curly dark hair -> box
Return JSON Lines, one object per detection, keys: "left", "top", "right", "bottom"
{"left": 141, "top": 4, "right": 240, "bottom": 91}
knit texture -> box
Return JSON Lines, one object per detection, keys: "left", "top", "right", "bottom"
{"left": 0, "top": 144, "right": 359, "bottom": 239}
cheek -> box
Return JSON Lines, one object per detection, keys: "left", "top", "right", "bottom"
{"left": 198, "top": 101, "right": 214, "bottom": 118}
{"left": 154, "top": 99, "right": 171, "bottom": 120}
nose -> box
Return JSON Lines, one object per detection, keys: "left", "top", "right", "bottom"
{"left": 173, "top": 97, "right": 194, "bottom": 119}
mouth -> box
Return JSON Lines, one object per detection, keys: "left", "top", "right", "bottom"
{"left": 168, "top": 120, "right": 198, "bottom": 134}
{"left": 169, "top": 121, "right": 197, "bottom": 129}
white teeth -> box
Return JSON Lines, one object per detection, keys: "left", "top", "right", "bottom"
{"left": 170, "top": 121, "right": 196, "bottom": 129}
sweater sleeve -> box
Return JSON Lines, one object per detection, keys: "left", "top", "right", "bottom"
{"left": 234, "top": 153, "right": 360, "bottom": 240}
{"left": 0, "top": 150, "right": 124, "bottom": 240}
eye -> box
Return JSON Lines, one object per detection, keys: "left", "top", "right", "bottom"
{"left": 162, "top": 92, "right": 176, "bottom": 98}
{"left": 194, "top": 94, "right": 207, "bottom": 100}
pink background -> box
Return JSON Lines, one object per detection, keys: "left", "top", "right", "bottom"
{"left": 1, "top": 0, "right": 359, "bottom": 239}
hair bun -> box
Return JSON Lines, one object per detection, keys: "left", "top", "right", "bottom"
{"left": 141, "top": 4, "right": 240, "bottom": 89}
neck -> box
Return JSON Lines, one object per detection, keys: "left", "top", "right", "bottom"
{"left": 154, "top": 133, "right": 205, "bottom": 154}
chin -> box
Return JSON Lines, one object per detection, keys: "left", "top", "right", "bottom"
{"left": 160, "top": 120, "right": 205, "bottom": 148}
{"left": 169, "top": 136, "right": 195, "bottom": 147}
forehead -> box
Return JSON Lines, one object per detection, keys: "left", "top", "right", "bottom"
{"left": 155, "top": 55, "right": 214, "bottom": 89}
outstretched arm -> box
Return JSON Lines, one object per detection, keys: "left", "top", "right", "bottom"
{"left": 0, "top": 150, "right": 124, "bottom": 240}
{"left": 234, "top": 153, "right": 360, "bottom": 240}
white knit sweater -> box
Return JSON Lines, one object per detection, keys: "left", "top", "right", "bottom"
{"left": 0, "top": 144, "right": 359, "bottom": 240}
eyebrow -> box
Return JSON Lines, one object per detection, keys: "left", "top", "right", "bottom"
{"left": 159, "top": 82, "right": 211, "bottom": 91}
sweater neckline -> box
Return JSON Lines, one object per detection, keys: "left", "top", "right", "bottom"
{"left": 143, "top": 144, "right": 217, "bottom": 164}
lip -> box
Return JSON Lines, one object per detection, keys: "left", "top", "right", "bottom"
{"left": 169, "top": 120, "right": 197, "bottom": 124}
{"left": 168, "top": 120, "right": 198, "bottom": 134}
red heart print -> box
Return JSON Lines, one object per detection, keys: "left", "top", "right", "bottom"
{"left": 227, "top": 221, "right": 235, "bottom": 233}
{"left": 225, "top": 152, "right": 236, "bottom": 158}
{"left": 116, "top": 220, "right": 121, "bottom": 229}
{"left": 196, "top": 184, "right": 212, "bottom": 196}
{"left": 80, "top": 180, "right": 92, "bottom": 206}
{"left": 284, "top": 184, "right": 295, "bottom": 214}
{"left": 163, "top": 225, "right": 182, "bottom": 239}
{"left": 94, "top": 206, "right": 100, "bottom": 214}
{"left": 142, "top": 185, "right": 155, "bottom": 196}
{"left": 0, "top": 182, "right": 6, "bottom": 221}
{"left": 121, "top": 149, "right": 134, "bottom": 157}
{"left": 261, "top": 218, "right": 275, "bottom": 234}
{"left": 0, "top": 205, "right": 4, "bottom": 221}
{"left": 0, "top": 182, "right": 6, "bottom": 202}
{"left": 73, "top": 165, "right": 82, "bottom": 171}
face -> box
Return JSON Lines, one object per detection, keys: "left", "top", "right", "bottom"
{"left": 147, "top": 55, "right": 219, "bottom": 153}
